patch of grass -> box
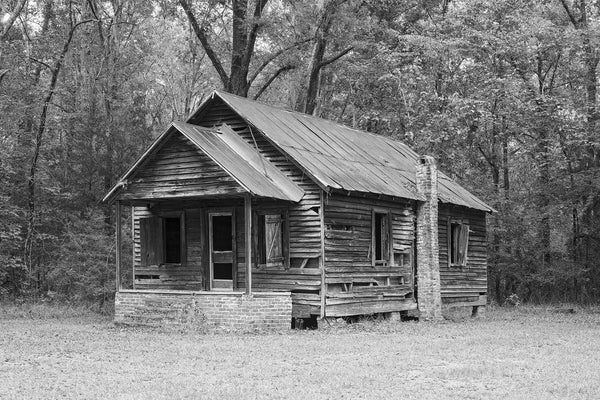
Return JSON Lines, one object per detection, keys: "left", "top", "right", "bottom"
{"left": 1, "top": 305, "right": 599, "bottom": 399}
{"left": 0, "top": 300, "right": 110, "bottom": 320}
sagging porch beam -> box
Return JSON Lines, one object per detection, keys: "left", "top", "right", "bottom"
{"left": 244, "top": 193, "right": 252, "bottom": 295}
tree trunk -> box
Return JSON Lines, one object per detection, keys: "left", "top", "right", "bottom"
{"left": 298, "top": 0, "right": 352, "bottom": 115}
{"left": 179, "top": 0, "right": 271, "bottom": 98}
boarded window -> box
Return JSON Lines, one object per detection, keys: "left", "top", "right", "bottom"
{"left": 257, "top": 212, "right": 286, "bottom": 267}
{"left": 449, "top": 222, "right": 469, "bottom": 266}
{"left": 372, "top": 211, "right": 392, "bottom": 266}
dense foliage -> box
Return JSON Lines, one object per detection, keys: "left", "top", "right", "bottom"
{"left": 1, "top": 0, "right": 599, "bottom": 305}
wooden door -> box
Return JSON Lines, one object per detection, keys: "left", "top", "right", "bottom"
{"left": 209, "top": 211, "right": 235, "bottom": 290}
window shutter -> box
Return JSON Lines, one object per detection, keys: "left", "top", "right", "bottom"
{"left": 381, "top": 212, "right": 389, "bottom": 262}
{"left": 457, "top": 224, "right": 470, "bottom": 266}
{"left": 451, "top": 223, "right": 461, "bottom": 264}
{"left": 140, "top": 216, "right": 163, "bottom": 266}
{"left": 388, "top": 212, "right": 394, "bottom": 266}
{"left": 265, "top": 214, "right": 283, "bottom": 264}
{"left": 447, "top": 218, "right": 451, "bottom": 267}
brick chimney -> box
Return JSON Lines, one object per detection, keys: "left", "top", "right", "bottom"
{"left": 415, "top": 155, "right": 443, "bottom": 321}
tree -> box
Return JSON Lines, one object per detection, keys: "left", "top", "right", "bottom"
{"left": 178, "top": 0, "right": 303, "bottom": 97}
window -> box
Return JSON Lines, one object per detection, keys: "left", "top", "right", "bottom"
{"left": 164, "top": 217, "right": 181, "bottom": 263}
{"left": 372, "top": 210, "right": 393, "bottom": 266}
{"left": 256, "top": 212, "right": 287, "bottom": 268}
{"left": 449, "top": 221, "right": 469, "bottom": 266}
{"left": 139, "top": 214, "right": 185, "bottom": 266}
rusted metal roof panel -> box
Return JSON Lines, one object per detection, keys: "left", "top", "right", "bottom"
{"left": 214, "top": 91, "right": 493, "bottom": 212}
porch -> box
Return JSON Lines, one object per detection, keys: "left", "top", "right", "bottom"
{"left": 111, "top": 193, "right": 304, "bottom": 330}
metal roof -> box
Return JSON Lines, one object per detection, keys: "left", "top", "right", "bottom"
{"left": 202, "top": 91, "right": 493, "bottom": 212}
{"left": 103, "top": 123, "right": 304, "bottom": 203}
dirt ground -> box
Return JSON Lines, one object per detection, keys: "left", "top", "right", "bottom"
{"left": 1, "top": 305, "right": 599, "bottom": 399}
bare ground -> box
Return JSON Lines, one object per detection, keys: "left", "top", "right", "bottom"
{"left": 1, "top": 305, "right": 599, "bottom": 399}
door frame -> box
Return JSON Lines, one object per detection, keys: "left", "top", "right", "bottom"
{"left": 208, "top": 208, "right": 236, "bottom": 290}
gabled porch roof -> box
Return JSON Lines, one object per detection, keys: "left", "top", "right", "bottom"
{"left": 103, "top": 123, "right": 304, "bottom": 204}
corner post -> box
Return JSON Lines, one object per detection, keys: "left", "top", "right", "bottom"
{"left": 244, "top": 194, "right": 252, "bottom": 295}
{"left": 415, "top": 156, "right": 442, "bottom": 321}
{"left": 115, "top": 200, "right": 122, "bottom": 292}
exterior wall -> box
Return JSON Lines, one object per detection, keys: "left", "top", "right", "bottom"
{"left": 438, "top": 204, "right": 488, "bottom": 306}
{"left": 115, "top": 290, "right": 292, "bottom": 331}
{"left": 131, "top": 198, "right": 323, "bottom": 295}
{"left": 321, "top": 192, "right": 417, "bottom": 317}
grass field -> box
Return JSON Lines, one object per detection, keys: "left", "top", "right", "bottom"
{"left": 1, "top": 304, "right": 600, "bottom": 399}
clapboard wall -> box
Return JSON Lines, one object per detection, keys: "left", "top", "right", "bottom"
{"left": 322, "top": 192, "right": 417, "bottom": 317}
{"left": 438, "top": 204, "right": 488, "bottom": 305}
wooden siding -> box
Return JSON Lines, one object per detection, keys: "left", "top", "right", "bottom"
{"left": 233, "top": 201, "right": 322, "bottom": 292}
{"left": 119, "top": 133, "right": 245, "bottom": 201}
{"left": 322, "top": 192, "right": 417, "bottom": 317}
{"left": 438, "top": 205, "right": 488, "bottom": 304}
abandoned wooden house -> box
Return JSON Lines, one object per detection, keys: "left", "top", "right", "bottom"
{"left": 104, "top": 91, "right": 494, "bottom": 330}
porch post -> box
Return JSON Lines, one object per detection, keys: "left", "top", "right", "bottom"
{"left": 244, "top": 194, "right": 252, "bottom": 295}
{"left": 115, "top": 200, "right": 122, "bottom": 292}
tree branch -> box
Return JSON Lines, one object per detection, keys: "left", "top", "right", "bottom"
{"left": 253, "top": 64, "right": 295, "bottom": 100}
{"left": 477, "top": 143, "right": 496, "bottom": 169}
{"left": 178, "top": 0, "right": 229, "bottom": 86}
{"left": 0, "top": 69, "right": 8, "bottom": 85}
{"left": 0, "top": 0, "right": 27, "bottom": 40}
{"left": 559, "top": 0, "right": 579, "bottom": 27}
{"left": 319, "top": 46, "right": 353, "bottom": 68}
{"left": 247, "top": 38, "right": 312, "bottom": 87}
{"left": 28, "top": 57, "right": 53, "bottom": 71}
{"left": 244, "top": 0, "right": 269, "bottom": 64}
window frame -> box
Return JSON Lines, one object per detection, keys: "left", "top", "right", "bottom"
{"left": 447, "top": 218, "right": 469, "bottom": 268}
{"left": 254, "top": 209, "right": 289, "bottom": 269}
{"left": 139, "top": 211, "right": 186, "bottom": 267}
{"left": 371, "top": 208, "right": 394, "bottom": 267}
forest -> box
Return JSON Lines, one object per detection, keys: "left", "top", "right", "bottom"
{"left": 1, "top": 0, "right": 599, "bottom": 308}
